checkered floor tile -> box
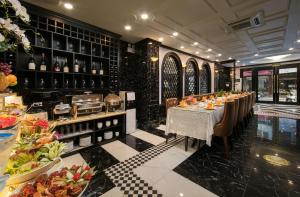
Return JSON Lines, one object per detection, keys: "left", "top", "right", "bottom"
{"left": 104, "top": 136, "right": 184, "bottom": 196}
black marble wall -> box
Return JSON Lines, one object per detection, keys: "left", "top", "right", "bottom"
{"left": 119, "top": 39, "right": 160, "bottom": 129}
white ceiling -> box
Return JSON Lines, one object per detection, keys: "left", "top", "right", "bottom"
{"left": 25, "top": 0, "right": 300, "bottom": 66}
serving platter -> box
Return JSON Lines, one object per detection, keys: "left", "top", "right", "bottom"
{"left": 6, "top": 158, "right": 62, "bottom": 185}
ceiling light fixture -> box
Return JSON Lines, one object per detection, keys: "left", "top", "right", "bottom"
{"left": 289, "top": 47, "right": 294, "bottom": 51}
{"left": 193, "top": 42, "right": 198, "bottom": 46}
{"left": 195, "top": 51, "right": 199, "bottom": 54}
{"left": 207, "top": 55, "right": 210, "bottom": 58}
{"left": 124, "top": 25, "right": 132, "bottom": 31}
{"left": 148, "top": 42, "right": 152, "bottom": 45}
{"left": 265, "top": 54, "right": 291, "bottom": 61}
{"left": 228, "top": 57, "right": 232, "bottom": 60}
{"left": 207, "top": 48, "right": 212, "bottom": 52}
{"left": 64, "top": 2, "right": 73, "bottom": 10}
{"left": 217, "top": 53, "right": 222, "bottom": 57}
{"left": 237, "top": 60, "right": 240, "bottom": 63}
{"left": 254, "top": 53, "right": 259, "bottom": 57}
{"left": 297, "top": 39, "right": 300, "bottom": 43}
{"left": 158, "top": 37, "right": 164, "bottom": 42}
{"left": 216, "top": 59, "right": 219, "bottom": 62}
{"left": 180, "top": 46, "right": 184, "bottom": 49}
{"left": 172, "top": 32, "right": 178, "bottom": 36}
{"left": 140, "top": 13, "right": 149, "bottom": 20}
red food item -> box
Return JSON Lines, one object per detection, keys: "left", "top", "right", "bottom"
{"left": 0, "top": 116, "right": 16, "bottom": 129}
{"left": 34, "top": 174, "right": 48, "bottom": 187}
{"left": 72, "top": 173, "right": 81, "bottom": 181}
{"left": 59, "top": 169, "right": 67, "bottom": 177}
{"left": 31, "top": 162, "right": 39, "bottom": 169}
{"left": 21, "top": 184, "right": 36, "bottom": 197}
{"left": 9, "top": 194, "right": 21, "bottom": 197}
{"left": 34, "top": 119, "right": 49, "bottom": 129}
{"left": 83, "top": 173, "right": 92, "bottom": 181}
{"left": 84, "top": 166, "right": 90, "bottom": 171}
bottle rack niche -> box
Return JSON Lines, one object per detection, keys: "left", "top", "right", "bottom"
{"left": 14, "top": 8, "right": 120, "bottom": 93}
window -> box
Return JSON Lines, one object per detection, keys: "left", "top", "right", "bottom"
{"left": 242, "top": 70, "right": 252, "bottom": 91}
{"left": 200, "top": 63, "right": 211, "bottom": 93}
{"left": 162, "top": 53, "right": 182, "bottom": 101}
{"left": 185, "top": 59, "right": 199, "bottom": 95}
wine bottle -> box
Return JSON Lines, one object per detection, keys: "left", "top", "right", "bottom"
{"left": 81, "top": 61, "right": 86, "bottom": 73}
{"left": 63, "top": 58, "right": 69, "bottom": 73}
{"left": 28, "top": 54, "right": 36, "bottom": 70}
{"left": 53, "top": 78, "right": 58, "bottom": 89}
{"left": 99, "top": 62, "right": 104, "bottom": 75}
{"left": 82, "top": 79, "right": 86, "bottom": 88}
{"left": 74, "top": 59, "right": 79, "bottom": 73}
{"left": 91, "top": 62, "right": 96, "bottom": 74}
{"left": 53, "top": 56, "right": 61, "bottom": 72}
{"left": 40, "top": 53, "right": 47, "bottom": 71}
{"left": 40, "top": 78, "right": 45, "bottom": 89}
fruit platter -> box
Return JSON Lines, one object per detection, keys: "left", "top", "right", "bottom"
{"left": 0, "top": 115, "right": 17, "bottom": 130}
{"left": 9, "top": 164, "right": 96, "bottom": 197}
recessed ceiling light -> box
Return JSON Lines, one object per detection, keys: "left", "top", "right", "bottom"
{"left": 180, "top": 46, "right": 184, "bottom": 49}
{"left": 289, "top": 47, "right": 294, "bottom": 51}
{"left": 172, "top": 32, "right": 178, "bottom": 36}
{"left": 265, "top": 54, "right": 291, "bottom": 61}
{"left": 124, "top": 25, "right": 132, "bottom": 31}
{"left": 207, "top": 48, "right": 212, "bottom": 52}
{"left": 254, "top": 53, "right": 259, "bottom": 57}
{"left": 237, "top": 60, "right": 240, "bottom": 63}
{"left": 140, "top": 13, "right": 149, "bottom": 20}
{"left": 207, "top": 55, "right": 210, "bottom": 58}
{"left": 193, "top": 42, "right": 198, "bottom": 46}
{"left": 217, "top": 53, "right": 222, "bottom": 57}
{"left": 228, "top": 57, "right": 232, "bottom": 60}
{"left": 216, "top": 59, "right": 219, "bottom": 62}
{"left": 158, "top": 37, "right": 164, "bottom": 42}
{"left": 64, "top": 2, "right": 73, "bottom": 9}
{"left": 195, "top": 51, "right": 199, "bottom": 54}
{"left": 297, "top": 39, "right": 300, "bottom": 43}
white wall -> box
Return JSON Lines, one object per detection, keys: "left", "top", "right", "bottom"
{"left": 159, "top": 47, "right": 215, "bottom": 104}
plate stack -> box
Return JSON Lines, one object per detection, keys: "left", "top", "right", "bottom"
{"left": 79, "top": 136, "right": 91, "bottom": 147}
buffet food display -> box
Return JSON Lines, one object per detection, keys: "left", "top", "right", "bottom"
{"left": 0, "top": 96, "right": 95, "bottom": 197}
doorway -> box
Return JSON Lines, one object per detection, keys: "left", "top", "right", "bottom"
{"left": 253, "top": 65, "right": 299, "bottom": 104}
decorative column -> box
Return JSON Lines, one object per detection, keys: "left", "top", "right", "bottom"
{"left": 135, "top": 38, "right": 160, "bottom": 129}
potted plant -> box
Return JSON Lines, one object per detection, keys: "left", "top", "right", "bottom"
{"left": 0, "top": 0, "right": 32, "bottom": 91}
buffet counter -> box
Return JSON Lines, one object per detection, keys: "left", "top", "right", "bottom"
{"left": 52, "top": 111, "right": 126, "bottom": 126}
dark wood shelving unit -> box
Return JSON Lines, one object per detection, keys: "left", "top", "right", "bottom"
{"left": 9, "top": 2, "right": 120, "bottom": 103}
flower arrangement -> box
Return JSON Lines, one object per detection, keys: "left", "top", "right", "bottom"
{"left": 0, "top": 0, "right": 31, "bottom": 52}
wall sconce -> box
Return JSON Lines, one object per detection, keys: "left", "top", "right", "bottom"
{"left": 150, "top": 57, "right": 159, "bottom": 62}
{"left": 215, "top": 70, "right": 219, "bottom": 73}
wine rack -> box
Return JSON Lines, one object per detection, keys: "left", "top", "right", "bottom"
{"left": 11, "top": 3, "right": 121, "bottom": 103}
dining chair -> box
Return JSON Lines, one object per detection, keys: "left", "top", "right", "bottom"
{"left": 243, "top": 95, "right": 249, "bottom": 126}
{"left": 165, "top": 98, "right": 179, "bottom": 117}
{"left": 247, "top": 93, "right": 252, "bottom": 120}
{"left": 238, "top": 96, "right": 246, "bottom": 129}
{"left": 165, "top": 98, "right": 179, "bottom": 144}
{"left": 213, "top": 100, "right": 235, "bottom": 158}
{"left": 233, "top": 98, "right": 240, "bottom": 135}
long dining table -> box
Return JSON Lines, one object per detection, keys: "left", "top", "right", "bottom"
{"left": 166, "top": 102, "right": 225, "bottom": 148}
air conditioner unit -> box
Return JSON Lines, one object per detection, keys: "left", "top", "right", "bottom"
{"left": 227, "top": 12, "right": 264, "bottom": 32}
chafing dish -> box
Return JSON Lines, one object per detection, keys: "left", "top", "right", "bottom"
{"left": 72, "top": 94, "right": 104, "bottom": 115}
{"left": 53, "top": 102, "right": 71, "bottom": 115}
{"left": 104, "top": 93, "right": 122, "bottom": 112}
{"left": 53, "top": 102, "right": 71, "bottom": 120}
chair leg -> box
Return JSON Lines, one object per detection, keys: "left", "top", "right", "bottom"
{"left": 174, "top": 133, "right": 177, "bottom": 139}
{"left": 185, "top": 136, "right": 189, "bottom": 151}
{"left": 165, "top": 134, "right": 168, "bottom": 144}
{"left": 223, "top": 136, "right": 229, "bottom": 159}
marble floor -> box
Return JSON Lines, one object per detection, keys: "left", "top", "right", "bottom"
{"left": 61, "top": 109, "right": 300, "bottom": 197}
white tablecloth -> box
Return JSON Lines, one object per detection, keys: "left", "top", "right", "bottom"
{"left": 166, "top": 104, "right": 224, "bottom": 146}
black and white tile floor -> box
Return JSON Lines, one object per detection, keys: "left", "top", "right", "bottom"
{"left": 60, "top": 104, "right": 300, "bottom": 197}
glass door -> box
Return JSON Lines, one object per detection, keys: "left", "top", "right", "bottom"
{"left": 257, "top": 69, "right": 274, "bottom": 103}
{"left": 277, "top": 66, "right": 298, "bottom": 104}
